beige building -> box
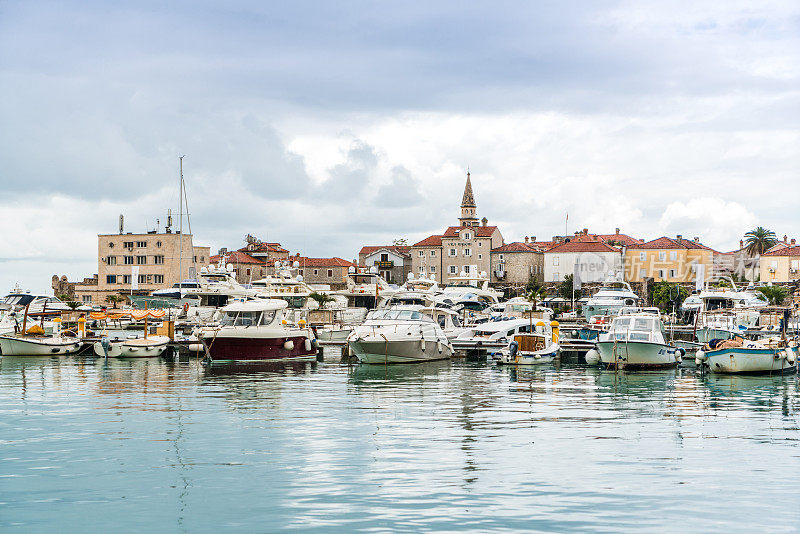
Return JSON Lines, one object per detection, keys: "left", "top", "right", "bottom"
{"left": 625, "top": 236, "right": 715, "bottom": 283}
{"left": 490, "top": 240, "right": 544, "bottom": 286}
{"left": 760, "top": 244, "right": 800, "bottom": 283}
{"left": 73, "top": 230, "right": 209, "bottom": 305}
{"left": 411, "top": 172, "right": 504, "bottom": 283}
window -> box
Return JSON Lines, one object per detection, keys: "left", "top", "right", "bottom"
{"left": 313, "top": 269, "right": 318, "bottom": 275}
{"left": 82, "top": 295, "right": 92, "bottom": 304}
{"left": 123, "top": 241, "right": 134, "bottom": 248}
{"left": 553, "top": 272, "right": 559, "bottom": 282}
{"left": 658, "top": 269, "right": 666, "bottom": 279}
{"left": 154, "top": 255, "right": 164, "bottom": 265}
{"left": 670, "top": 251, "right": 677, "bottom": 261}
{"left": 136, "top": 255, "right": 147, "bottom": 265}
{"left": 246, "top": 268, "right": 251, "bottom": 276}
{"left": 464, "top": 232, "right": 471, "bottom": 240}
{"left": 380, "top": 253, "right": 388, "bottom": 261}
{"left": 156, "top": 241, "right": 162, "bottom": 247}
{"left": 200, "top": 256, "right": 204, "bottom": 262}
{"left": 154, "top": 275, "right": 164, "bottom": 284}
{"left": 464, "top": 265, "right": 470, "bottom": 273}
{"left": 449, "top": 248, "right": 457, "bottom": 257}
{"left": 478, "top": 254, "right": 482, "bottom": 260}
{"left": 419, "top": 266, "right": 425, "bottom": 274}
{"left": 108, "top": 242, "right": 115, "bottom": 248}
{"left": 106, "top": 256, "right": 116, "bottom": 265}
{"left": 430, "top": 250, "right": 436, "bottom": 257}
{"left": 639, "top": 268, "right": 647, "bottom": 278}
{"left": 419, "top": 251, "right": 424, "bottom": 257}
{"left": 193, "top": 256, "right": 197, "bottom": 262}
{"left": 464, "top": 249, "right": 471, "bottom": 257}
{"left": 659, "top": 251, "right": 666, "bottom": 261}
{"left": 138, "top": 275, "right": 147, "bottom": 283}
{"left": 299, "top": 269, "right": 304, "bottom": 276}
{"left": 430, "top": 266, "right": 436, "bottom": 273}
{"left": 669, "top": 269, "right": 677, "bottom": 278}
{"left": 478, "top": 242, "right": 482, "bottom": 247}
{"left": 260, "top": 311, "right": 276, "bottom": 325}
{"left": 553, "top": 256, "right": 559, "bottom": 266}
{"left": 136, "top": 241, "right": 147, "bottom": 248}
{"left": 146, "top": 275, "right": 152, "bottom": 282}
{"left": 106, "top": 275, "right": 117, "bottom": 284}
{"left": 327, "top": 269, "right": 333, "bottom": 277}
{"left": 639, "top": 252, "right": 646, "bottom": 261}
{"left": 449, "top": 266, "right": 457, "bottom": 274}
{"left": 499, "top": 254, "right": 504, "bottom": 261}
{"left": 122, "top": 275, "right": 131, "bottom": 284}
{"left": 124, "top": 256, "right": 134, "bottom": 265}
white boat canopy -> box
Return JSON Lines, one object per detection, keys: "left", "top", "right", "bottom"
{"left": 222, "top": 299, "right": 288, "bottom": 313}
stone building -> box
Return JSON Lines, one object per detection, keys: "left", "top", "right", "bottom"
{"left": 209, "top": 250, "right": 267, "bottom": 285}
{"left": 490, "top": 240, "right": 544, "bottom": 286}
{"left": 70, "top": 228, "right": 210, "bottom": 306}
{"left": 292, "top": 255, "right": 356, "bottom": 290}
{"left": 624, "top": 236, "right": 715, "bottom": 284}
{"left": 358, "top": 245, "right": 411, "bottom": 284}
{"left": 411, "top": 172, "right": 503, "bottom": 283}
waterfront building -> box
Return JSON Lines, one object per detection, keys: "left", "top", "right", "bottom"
{"left": 69, "top": 227, "right": 210, "bottom": 305}
{"left": 358, "top": 245, "right": 411, "bottom": 284}
{"left": 544, "top": 240, "right": 623, "bottom": 283}
{"left": 411, "top": 172, "right": 504, "bottom": 282}
{"left": 624, "top": 236, "right": 715, "bottom": 283}
{"left": 760, "top": 243, "right": 800, "bottom": 283}
{"left": 713, "top": 239, "right": 761, "bottom": 281}
{"left": 293, "top": 255, "right": 356, "bottom": 289}
{"left": 490, "top": 238, "right": 545, "bottom": 286}
{"left": 209, "top": 250, "right": 266, "bottom": 285}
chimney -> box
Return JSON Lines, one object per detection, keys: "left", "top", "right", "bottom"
{"left": 119, "top": 214, "right": 124, "bottom": 235}
{"left": 482, "top": 217, "right": 488, "bottom": 227}
{"left": 784, "top": 235, "right": 788, "bottom": 243}
{"left": 524, "top": 236, "right": 529, "bottom": 244}
{"left": 583, "top": 228, "right": 588, "bottom": 235}
{"left": 218, "top": 247, "right": 227, "bottom": 255}
{"left": 615, "top": 228, "right": 620, "bottom": 235}
{"left": 531, "top": 236, "right": 536, "bottom": 242}
{"left": 740, "top": 239, "right": 744, "bottom": 249}
{"left": 693, "top": 237, "right": 700, "bottom": 243}
{"left": 677, "top": 234, "right": 682, "bottom": 243}
{"left": 792, "top": 239, "right": 796, "bottom": 245}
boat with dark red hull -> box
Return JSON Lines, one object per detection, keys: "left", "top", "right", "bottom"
{"left": 196, "top": 300, "right": 317, "bottom": 364}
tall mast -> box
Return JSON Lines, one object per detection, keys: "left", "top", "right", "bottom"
{"left": 178, "top": 155, "right": 185, "bottom": 291}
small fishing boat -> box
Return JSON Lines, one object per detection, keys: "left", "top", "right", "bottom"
{"left": 589, "top": 311, "right": 683, "bottom": 370}
{"left": 496, "top": 320, "right": 561, "bottom": 365}
{"left": 347, "top": 306, "right": 453, "bottom": 364}
{"left": 696, "top": 337, "right": 798, "bottom": 374}
{"left": 0, "top": 334, "right": 83, "bottom": 356}
{"left": 196, "top": 299, "right": 317, "bottom": 364}
{"left": 93, "top": 335, "right": 170, "bottom": 358}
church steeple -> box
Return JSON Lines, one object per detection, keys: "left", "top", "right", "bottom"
{"left": 459, "top": 171, "right": 479, "bottom": 227}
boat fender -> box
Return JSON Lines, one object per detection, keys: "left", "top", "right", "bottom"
{"left": 774, "top": 351, "right": 782, "bottom": 360}
{"left": 438, "top": 343, "right": 443, "bottom": 353}
{"left": 509, "top": 341, "right": 518, "bottom": 357}
{"left": 421, "top": 339, "right": 426, "bottom": 352}
{"left": 101, "top": 337, "right": 111, "bottom": 358}
{"left": 676, "top": 347, "right": 685, "bottom": 363}
{"left": 188, "top": 344, "right": 203, "bottom": 352}
{"left": 284, "top": 340, "right": 294, "bottom": 351}
{"left": 534, "top": 353, "right": 541, "bottom": 359}
{"left": 787, "top": 348, "right": 797, "bottom": 364}
{"left": 585, "top": 349, "right": 600, "bottom": 365}
{"left": 695, "top": 349, "right": 705, "bottom": 366}
{"left": 304, "top": 338, "right": 312, "bottom": 352}
{"left": 183, "top": 302, "right": 190, "bottom": 313}
{"left": 51, "top": 348, "right": 60, "bottom": 354}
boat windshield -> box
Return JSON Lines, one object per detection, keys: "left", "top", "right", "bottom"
{"left": 2, "top": 294, "right": 35, "bottom": 306}
{"left": 351, "top": 275, "right": 377, "bottom": 285}
{"left": 368, "top": 310, "right": 433, "bottom": 322}
{"left": 220, "top": 310, "right": 276, "bottom": 326}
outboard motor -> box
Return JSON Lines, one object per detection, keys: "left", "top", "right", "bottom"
{"left": 100, "top": 336, "right": 111, "bottom": 359}
{"left": 509, "top": 340, "right": 518, "bottom": 357}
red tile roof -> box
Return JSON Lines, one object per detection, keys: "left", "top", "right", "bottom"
{"left": 530, "top": 240, "right": 557, "bottom": 250}
{"left": 492, "top": 242, "right": 541, "bottom": 253}
{"left": 209, "top": 250, "right": 264, "bottom": 265}
{"left": 241, "top": 242, "right": 289, "bottom": 254}
{"left": 546, "top": 240, "right": 620, "bottom": 253}
{"left": 762, "top": 245, "right": 800, "bottom": 257}
{"left": 359, "top": 245, "right": 411, "bottom": 257}
{"left": 442, "top": 225, "right": 499, "bottom": 238}
{"left": 292, "top": 256, "right": 356, "bottom": 267}
{"left": 412, "top": 235, "right": 443, "bottom": 247}
{"left": 627, "top": 236, "right": 715, "bottom": 251}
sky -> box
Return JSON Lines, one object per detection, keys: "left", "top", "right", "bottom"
{"left": 1, "top": 0, "right": 798, "bottom": 293}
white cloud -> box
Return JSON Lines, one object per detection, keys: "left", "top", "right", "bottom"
{"left": 658, "top": 198, "right": 758, "bottom": 250}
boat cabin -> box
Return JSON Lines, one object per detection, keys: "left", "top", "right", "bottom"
{"left": 606, "top": 314, "right": 666, "bottom": 344}
{"left": 218, "top": 300, "right": 287, "bottom": 327}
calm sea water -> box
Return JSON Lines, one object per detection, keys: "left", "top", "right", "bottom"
{"left": 1, "top": 353, "right": 799, "bottom": 533}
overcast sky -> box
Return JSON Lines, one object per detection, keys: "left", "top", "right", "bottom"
{"left": 1, "top": 0, "right": 798, "bottom": 293}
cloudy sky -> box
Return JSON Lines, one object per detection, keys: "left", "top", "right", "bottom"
{"left": 1, "top": 0, "right": 798, "bottom": 293}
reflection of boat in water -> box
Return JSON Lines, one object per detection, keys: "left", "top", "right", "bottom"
{"left": 203, "top": 359, "right": 317, "bottom": 377}
{"left": 347, "top": 358, "right": 452, "bottom": 385}
{"left": 702, "top": 372, "right": 799, "bottom": 398}
{"left": 588, "top": 366, "right": 682, "bottom": 393}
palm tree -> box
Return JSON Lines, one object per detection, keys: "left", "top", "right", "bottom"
{"left": 106, "top": 295, "right": 122, "bottom": 309}
{"left": 309, "top": 291, "right": 335, "bottom": 309}
{"left": 757, "top": 286, "right": 787, "bottom": 306}
{"left": 744, "top": 227, "right": 778, "bottom": 280}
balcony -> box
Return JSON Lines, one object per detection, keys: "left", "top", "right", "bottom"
{"left": 375, "top": 261, "right": 394, "bottom": 269}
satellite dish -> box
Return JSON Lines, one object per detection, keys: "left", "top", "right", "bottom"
{"left": 296, "top": 275, "right": 303, "bottom": 282}
{"left": 293, "top": 261, "right": 300, "bottom": 269}
{"left": 369, "top": 266, "right": 378, "bottom": 274}
{"left": 226, "top": 263, "right": 234, "bottom": 272}
{"left": 207, "top": 264, "right": 216, "bottom": 272}
{"left": 200, "top": 267, "right": 208, "bottom": 274}
{"left": 348, "top": 266, "right": 356, "bottom": 274}
{"left": 274, "top": 261, "right": 281, "bottom": 270}
{"left": 408, "top": 273, "right": 415, "bottom": 280}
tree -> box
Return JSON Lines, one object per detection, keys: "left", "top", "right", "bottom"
{"left": 744, "top": 227, "right": 778, "bottom": 279}
{"left": 524, "top": 285, "right": 546, "bottom": 311}
{"left": 392, "top": 238, "right": 408, "bottom": 246}
{"left": 757, "top": 286, "right": 787, "bottom": 306}
{"left": 309, "top": 291, "right": 335, "bottom": 309}
{"left": 558, "top": 274, "right": 581, "bottom": 304}
{"left": 105, "top": 295, "right": 122, "bottom": 309}
{"left": 651, "top": 281, "right": 689, "bottom": 311}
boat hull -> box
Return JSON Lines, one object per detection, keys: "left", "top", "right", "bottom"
{"left": 702, "top": 347, "right": 797, "bottom": 374}
{"left": 595, "top": 340, "right": 680, "bottom": 369}
{"left": 349, "top": 339, "right": 452, "bottom": 364}
{"left": 93, "top": 337, "right": 170, "bottom": 358}
{"left": 204, "top": 335, "right": 316, "bottom": 363}
{"left": 696, "top": 327, "right": 738, "bottom": 344}
{"left": 497, "top": 347, "right": 560, "bottom": 365}
{"left": 0, "top": 336, "right": 83, "bottom": 356}
{"left": 315, "top": 328, "right": 352, "bottom": 344}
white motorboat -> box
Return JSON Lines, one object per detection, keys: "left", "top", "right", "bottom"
{"left": 315, "top": 325, "right": 353, "bottom": 344}
{"left": 419, "top": 307, "right": 469, "bottom": 340}
{"left": 336, "top": 268, "right": 396, "bottom": 310}
{"left": 582, "top": 281, "right": 641, "bottom": 320}
{"left": 696, "top": 337, "right": 798, "bottom": 374}
{"left": 398, "top": 274, "right": 441, "bottom": 294}
{"left": 0, "top": 334, "right": 83, "bottom": 356}
{"left": 347, "top": 307, "right": 453, "bottom": 364}
{"left": 183, "top": 261, "right": 259, "bottom": 323}
{"left": 441, "top": 272, "right": 502, "bottom": 307}
{"left": 452, "top": 316, "right": 550, "bottom": 356}
{"left": 591, "top": 311, "right": 683, "bottom": 370}
{"left": 0, "top": 290, "right": 72, "bottom": 314}
{"left": 195, "top": 299, "right": 317, "bottom": 364}
{"left": 497, "top": 320, "right": 561, "bottom": 365}
{"left": 93, "top": 335, "right": 170, "bottom": 358}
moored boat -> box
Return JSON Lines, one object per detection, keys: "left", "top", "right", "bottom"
{"left": 196, "top": 299, "right": 317, "bottom": 364}
{"left": 496, "top": 320, "right": 561, "bottom": 365}
{"left": 592, "top": 311, "right": 683, "bottom": 370}
{"left": 696, "top": 337, "right": 798, "bottom": 374}
{"left": 93, "top": 335, "right": 170, "bottom": 358}
{"left": 0, "top": 334, "right": 83, "bottom": 356}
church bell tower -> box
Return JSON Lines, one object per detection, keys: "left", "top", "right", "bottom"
{"left": 459, "top": 171, "right": 479, "bottom": 227}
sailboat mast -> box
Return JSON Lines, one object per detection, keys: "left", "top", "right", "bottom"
{"left": 178, "top": 155, "right": 185, "bottom": 292}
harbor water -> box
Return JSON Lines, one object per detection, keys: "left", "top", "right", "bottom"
{"left": 2, "top": 352, "right": 799, "bottom": 532}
